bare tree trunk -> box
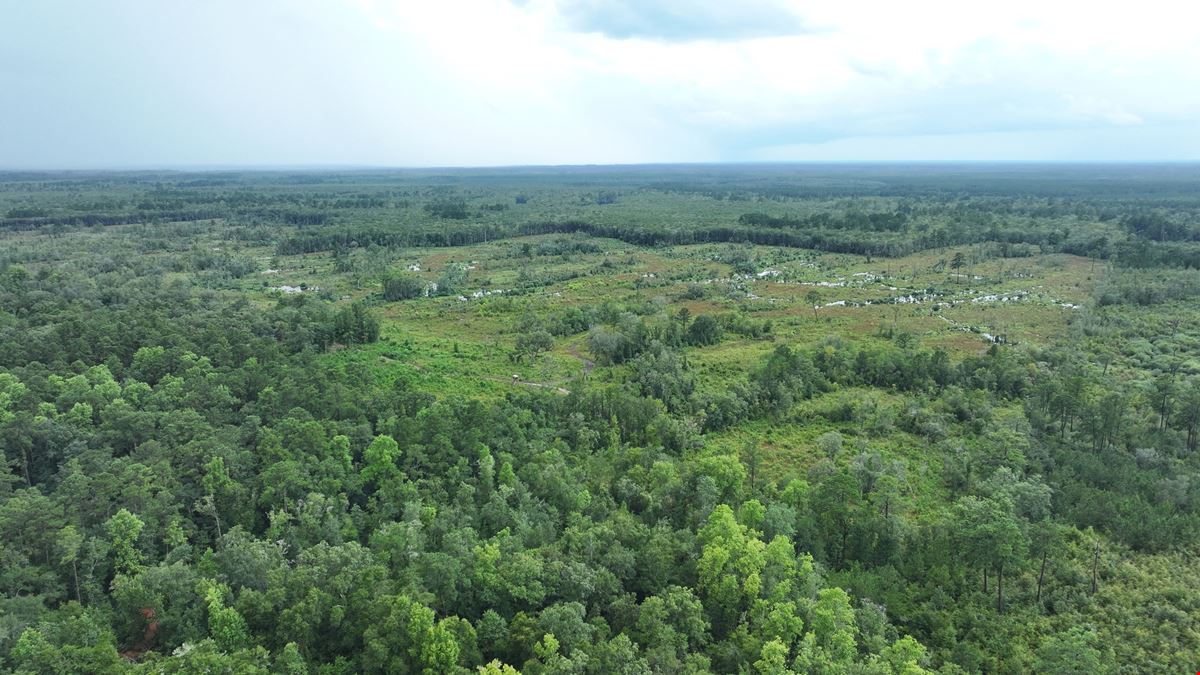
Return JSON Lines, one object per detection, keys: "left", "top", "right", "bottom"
{"left": 1091, "top": 545, "right": 1100, "bottom": 595}
{"left": 72, "top": 559, "right": 82, "bottom": 604}
{"left": 996, "top": 564, "right": 1004, "bottom": 614}
{"left": 1036, "top": 550, "right": 1048, "bottom": 605}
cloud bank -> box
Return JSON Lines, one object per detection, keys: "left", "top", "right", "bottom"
{"left": 556, "top": 0, "right": 810, "bottom": 41}
{"left": 1, "top": 0, "right": 1197, "bottom": 166}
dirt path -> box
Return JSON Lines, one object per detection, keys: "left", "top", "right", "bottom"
{"left": 567, "top": 346, "right": 596, "bottom": 374}
{"left": 478, "top": 347, "right": 593, "bottom": 396}
{"left": 936, "top": 313, "right": 1002, "bottom": 345}
{"left": 484, "top": 375, "right": 570, "bottom": 395}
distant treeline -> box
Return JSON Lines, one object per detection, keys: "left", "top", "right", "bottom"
{"left": 0, "top": 208, "right": 336, "bottom": 231}
{"left": 521, "top": 219, "right": 1105, "bottom": 259}
{"left": 267, "top": 216, "right": 1151, "bottom": 263}
{"left": 6, "top": 167, "right": 1199, "bottom": 268}
{"left": 1110, "top": 240, "right": 1200, "bottom": 270}
{"left": 0, "top": 210, "right": 224, "bottom": 231}
{"left": 276, "top": 223, "right": 510, "bottom": 254}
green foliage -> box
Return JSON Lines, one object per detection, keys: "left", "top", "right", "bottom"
{"left": 1034, "top": 626, "right": 1109, "bottom": 675}
{"left": 361, "top": 594, "right": 462, "bottom": 674}
{"left": 331, "top": 302, "right": 381, "bottom": 345}
{"left": 1, "top": 167, "right": 1199, "bottom": 673}
{"left": 361, "top": 434, "right": 402, "bottom": 487}
{"left": 106, "top": 509, "right": 145, "bottom": 576}
{"left": 382, "top": 272, "right": 427, "bottom": 301}
{"left": 425, "top": 198, "right": 471, "bottom": 220}
{"left": 513, "top": 330, "right": 553, "bottom": 363}
{"left": 201, "top": 581, "right": 251, "bottom": 652}
{"left": 685, "top": 314, "right": 723, "bottom": 346}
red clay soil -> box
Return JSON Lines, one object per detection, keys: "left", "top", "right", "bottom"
{"left": 118, "top": 607, "right": 158, "bottom": 661}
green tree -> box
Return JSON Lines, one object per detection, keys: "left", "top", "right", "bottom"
{"left": 330, "top": 302, "right": 381, "bottom": 346}
{"left": 697, "top": 505, "right": 765, "bottom": 638}
{"left": 514, "top": 330, "right": 554, "bottom": 363}
{"left": 201, "top": 581, "right": 251, "bottom": 652}
{"left": 0, "top": 372, "right": 27, "bottom": 425}
{"left": 382, "top": 272, "right": 427, "bottom": 301}
{"left": 1035, "top": 627, "right": 1109, "bottom": 675}
{"left": 792, "top": 587, "right": 859, "bottom": 672}
{"left": 274, "top": 642, "right": 308, "bottom": 674}
{"left": 881, "top": 635, "right": 933, "bottom": 674}
{"left": 362, "top": 434, "right": 402, "bottom": 487}
{"left": 361, "top": 594, "right": 461, "bottom": 674}
{"left": 10, "top": 628, "right": 63, "bottom": 675}
{"left": 805, "top": 290, "right": 822, "bottom": 319}
{"left": 106, "top": 508, "right": 146, "bottom": 576}
{"left": 950, "top": 251, "right": 966, "bottom": 280}
{"left": 57, "top": 525, "right": 84, "bottom": 603}
{"left": 812, "top": 471, "right": 860, "bottom": 569}
{"left": 754, "top": 638, "right": 795, "bottom": 675}
{"left": 953, "top": 496, "right": 1027, "bottom": 612}
{"left": 686, "top": 315, "right": 723, "bottom": 346}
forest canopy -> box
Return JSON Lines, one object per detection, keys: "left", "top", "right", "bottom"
{"left": 1, "top": 165, "right": 1198, "bottom": 673}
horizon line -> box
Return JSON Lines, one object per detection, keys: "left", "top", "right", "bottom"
{"left": 2, "top": 159, "right": 1200, "bottom": 173}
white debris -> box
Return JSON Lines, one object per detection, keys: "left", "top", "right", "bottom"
{"left": 407, "top": 264, "right": 421, "bottom": 272}
{"left": 464, "top": 289, "right": 509, "bottom": 301}
{"left": 271, "top": 285, "right": 313, "bottom": 294}
{"left": 972, "top": 292, "right": 1028, "bottom": 304}
{"left": 757, "top": 269, "right": 782, "bottom": 278}
{"left": 823, "top": 300, "right": 846, "bottom": 307}
{"left": 262, "top": 269, "right": 280, "bottom": 274}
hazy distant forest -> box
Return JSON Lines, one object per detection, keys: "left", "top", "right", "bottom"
{"left": 2, "top": 164, "right": 1199, "bottom": 673}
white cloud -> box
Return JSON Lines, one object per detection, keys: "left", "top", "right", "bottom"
{"left": 1062, "top": 95, "right": 1144, "bottom": 127}
{"left": 1, "top": 0, "right": 1198, "bottom": 165}
{"left": 553, "top": 0, "right": 811, "bottom": 41}
{"left": 748, "top": 123, "right": 1200, "bottom": 162}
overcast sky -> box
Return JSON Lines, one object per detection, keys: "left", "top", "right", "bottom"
{"left": 3, "top": 0, "right": 1199, "bottom": 167}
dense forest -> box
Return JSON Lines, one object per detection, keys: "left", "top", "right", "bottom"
{"left": 1, "top": 165, "right": 1199, "bottom": 673}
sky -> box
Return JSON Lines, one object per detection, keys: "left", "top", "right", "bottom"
{"left": 2, "top": 0, "right": 1199, "bottom": 167}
